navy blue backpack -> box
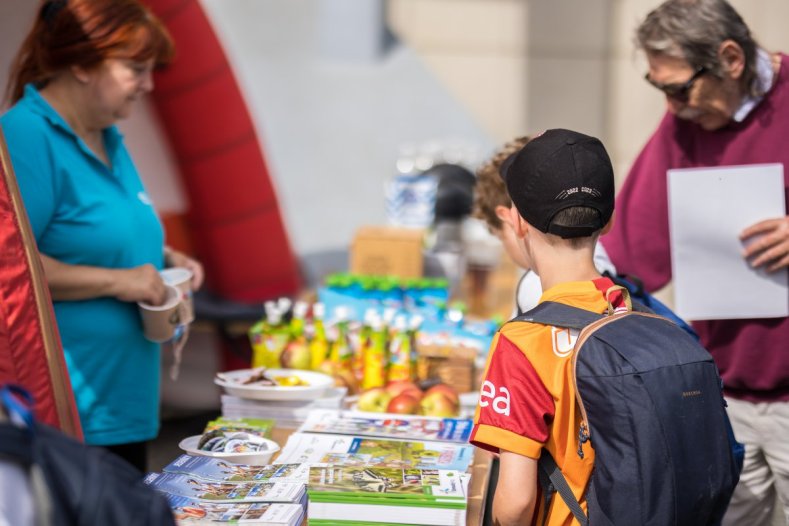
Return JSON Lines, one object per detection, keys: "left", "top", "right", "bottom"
{"left": 0, "top": 385, "right": 176, "bottom": 526}
{"left": 602, "top": 271, "right": 699, "bottom": 340}
{"left": 518, "top": 296, "right": 740, "bottom": 525}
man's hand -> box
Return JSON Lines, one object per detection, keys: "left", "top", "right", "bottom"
{"left": 740, "top": 215, "right": 789, "bottom": 272}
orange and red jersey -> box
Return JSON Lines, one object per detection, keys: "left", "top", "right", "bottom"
{"left": 470, "top": 278, "right": 625, "bottom": 526}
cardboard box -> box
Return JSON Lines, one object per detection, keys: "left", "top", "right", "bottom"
{"left": 416, "top": 343, "right": 477, "bottom": 394}
{"left": 350, "top": 226, "right": 424, "bottom": 278}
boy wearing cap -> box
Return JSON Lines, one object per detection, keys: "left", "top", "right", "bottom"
{"left": 469, "top": 129, "right": 625, "bottom": 526}
{"left": 473, "top": 136, "right": 617, "bottom": 317}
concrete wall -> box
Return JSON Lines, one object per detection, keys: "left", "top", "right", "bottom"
{"left": 199, "top": 0, "right": 494, "bottom": 255}
{"left": 388, "top": 0, "right": 789, "bottom": 188}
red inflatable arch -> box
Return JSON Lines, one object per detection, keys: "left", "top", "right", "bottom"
{"left": 145, "top": 0, "right": 301, "bottom": 302}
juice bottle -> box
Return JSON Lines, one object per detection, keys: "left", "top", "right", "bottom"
{"left": 362, "top": 314, "right": 387, "bottom": 390}
{"left": 353, "top": 309, "right": 376, "bottom": 383}
{"left": 309, "top": 302, "right": 329, "bottom": 370}
{"left": 329, "top": 306, "right": 353, "bottom": 373}
{"left": 407, "top": 314, "right": 423, "bottom": 381}
{"left": 252, "top": 301, "right": 289, "bottom": 368}
{"left": 248, "top": 302, "right": 274, "bottom": 369}
{"left": 387, "top": 315, "right": 412, "bottom": 383}
{"left": 280, "top": 301, "right": 310, "bottom": 369}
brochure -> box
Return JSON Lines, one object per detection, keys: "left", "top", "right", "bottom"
{"left": 307, "top": 501, "right": 466, "bottom": 526}
{"left": 143, "top": 472, "right": 305, "bottom": 503}
{"left": 165, "top": 492, "right": 304, "bottom": 525}
{"left": 163, "top": 455, "right": 309, "bottom": 483}
{"left": 298, "top": 409, "right": 473, "bottom": 443}
{"left": 307, "top": 466, "right": 467, "bottom": 505}
{"left": 275, "top": 433, "right": 474, "bottom": 472}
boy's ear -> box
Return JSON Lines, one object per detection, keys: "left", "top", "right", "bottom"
{"left": 601, "top": 211, "right": 615, "bottom": 235}
{"left": 494, "top": 205, "right": 513, "bottom": 226}
{"left": 508, "top": 206, "right": 528, "bottom": 238}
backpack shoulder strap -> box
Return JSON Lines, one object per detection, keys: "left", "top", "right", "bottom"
{"left": 630, "top": 300, "right": 653, "bottom": 314}
{"left": 514, "top": 301, "right": 603, "bottom": 330}
{"left": 538, "top": 449, "right": 588, "bottom": 526}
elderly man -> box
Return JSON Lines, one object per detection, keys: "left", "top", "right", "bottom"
{"left": 602, "top": 1, "right": 789, "bottom": 524}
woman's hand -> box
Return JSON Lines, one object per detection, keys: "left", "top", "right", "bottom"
{"left": 113, "top": 264, "right": 168, "bottom": 305}
{"left": 164, "top": 247, "right": 205, "bottom": 290}
{"left": 40, "top": 255, "right": 168, "bottom": 304}
{"left": 740, "top": 215, "right": 789, "bottom": 272}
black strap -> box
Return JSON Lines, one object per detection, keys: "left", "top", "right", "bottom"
{"left": 537, "top": 458, "right": 555, "bottom": 526}
{"left": 538, "top": 450, "right": 588, "bottom": 526}
{"left": 515, "top": 297, "right": 653, "bottom": 330}
{"left": 515, "top": 301, "right": 603, "bottom": 330}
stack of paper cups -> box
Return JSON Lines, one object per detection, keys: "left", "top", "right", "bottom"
{"left": 160, "top": 267, "right": 194, "bottom": 323}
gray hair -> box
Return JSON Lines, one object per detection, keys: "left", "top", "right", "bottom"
{"left": 636, "top": 0, "right": 761, "bottom": 96}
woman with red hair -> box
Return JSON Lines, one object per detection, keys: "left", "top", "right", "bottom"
{"left": 1, "top": 0, "right": 204, "bottom": 472}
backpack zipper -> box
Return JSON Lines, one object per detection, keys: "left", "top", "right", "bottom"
{"left": 571, "top": 311, "right": 667, "bottom": 458}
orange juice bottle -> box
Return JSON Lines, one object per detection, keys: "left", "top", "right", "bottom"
{"left": 353, "top": 309, "right": 376, "bottom": 384}
{"left": 252, "top": 301, "right": 288, "bottom": 368}
{"left": 309, "top": 303, "right": 329, "bottom": 370}
{"left": 407, "top": 314, "right": 423, "bottom": 381}
{"left": 329, "top": 306, "right": 353, "bottom": 373}
{"left": 362, "top": 314, "right": 387, "bottom": 390}
{"left": 387, "top": 315, "right": 411, "bottom": 383}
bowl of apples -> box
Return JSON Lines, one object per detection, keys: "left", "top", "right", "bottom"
{"left": 355, "top": 380, "right": 461, "bottom": 417}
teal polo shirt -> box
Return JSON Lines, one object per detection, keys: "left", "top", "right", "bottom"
{"left": 1, "top": 84, "right": 165, "bottom": 445}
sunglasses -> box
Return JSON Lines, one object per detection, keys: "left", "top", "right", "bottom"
{"left": 644, "top": 66, "right": 707, "bottom": 103}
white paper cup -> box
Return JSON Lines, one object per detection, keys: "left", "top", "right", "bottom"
{"left": 138, "top": 284, "right": 183, "bottom": 342}
{"left": 160, "top": 267, "right": 194, "bottom": 323}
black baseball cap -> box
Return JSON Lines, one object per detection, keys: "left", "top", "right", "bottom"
{"left": 501, "top": 129, "right": 614, "bottom": 238}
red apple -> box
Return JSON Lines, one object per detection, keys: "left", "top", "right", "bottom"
{"left": 423, "top": 383, "right": 459, "bottom": 405}
{"left": 385, "top": 380, "right": 423, "bottom": 401}
{"left": 419, "top": 391, "right": 460, "bottom": 417}
{"left": 357, "top": 387, "right": 393, "bottom": 412}
{"left": 386, "top": 393, "right": 421, "bottom": 415}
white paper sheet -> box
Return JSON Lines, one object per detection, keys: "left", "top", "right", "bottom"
{"left": 667, "top": 163, "right": 788, "bottom": 320}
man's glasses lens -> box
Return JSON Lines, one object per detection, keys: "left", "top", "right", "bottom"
{"left": 645, "top": 67, "right": 707, "bottom": 102}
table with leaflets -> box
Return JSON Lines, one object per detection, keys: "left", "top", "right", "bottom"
{"left": 266, "top": 422, "right": 492, "bottom": 526}
{"left": 165, "top": 256, "right": 516, "bottom": 525}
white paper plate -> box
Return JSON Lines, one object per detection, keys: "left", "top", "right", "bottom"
{"left": 178, "top": 435, "right": 280, "bottom": 465}
{"left": 214, "top": 368, "right": 333, "bottom": 401}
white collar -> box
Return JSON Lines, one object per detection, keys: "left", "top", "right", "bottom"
{"left": 732, "top": 48, "right": 775, "bottom": 122}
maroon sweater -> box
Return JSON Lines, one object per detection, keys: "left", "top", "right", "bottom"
{"left": 603, "top": 54, "right": 789, "bottom": 402}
